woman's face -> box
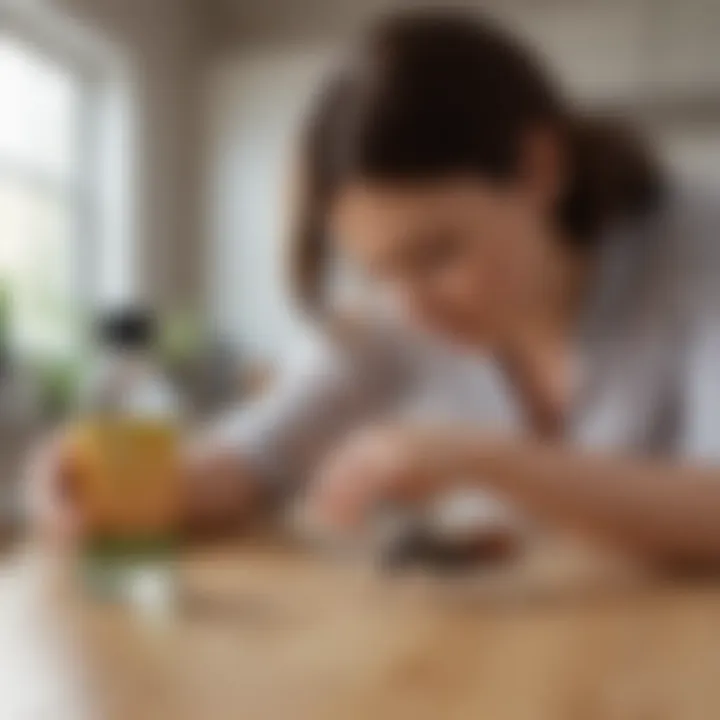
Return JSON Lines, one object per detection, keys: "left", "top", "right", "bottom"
{"left": 330, "top": 177, "right": 558, "bottom": 347}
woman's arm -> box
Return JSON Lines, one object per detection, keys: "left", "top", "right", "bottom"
{"left": 314, "top": 427, "right": 720, "bottom": 566}
{"left": 179, "top": 443, "right": 267, "bottom": 538}
{"left": 467, "top": 438, "right": 720, "bottom": 565}
{"left": 68, "top": 319, "right": 411, "bottom": 542}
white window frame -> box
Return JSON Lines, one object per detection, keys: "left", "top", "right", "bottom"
{"left": 0, "top": 0, "right": 139, "bottom": 327}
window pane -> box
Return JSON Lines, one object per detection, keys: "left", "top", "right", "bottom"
{"left": 0, "top": 175, "right": 75, "bottom": 357}
{"left": 0, "top": 35, "right": 81, "bottom": 182}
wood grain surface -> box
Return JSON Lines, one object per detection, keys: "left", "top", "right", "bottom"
{"left": 4, "top": 537, "right": 720, "bottom": 720}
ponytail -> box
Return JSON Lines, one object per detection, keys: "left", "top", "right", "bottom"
{"left": 560, "top": 116, "right": 663, "bottom": 244}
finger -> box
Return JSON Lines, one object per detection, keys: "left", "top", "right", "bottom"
{"left": 313, "top": 455, "right": 359, "bottom": 527}
{"left": 54, "top": 451, "right": 85, "bottom": 543}
{"left": 315, "top": 455, "right": 380, "bottom": 529}
{"left": 25, "top": 438, "right": 84, "bottom": 546}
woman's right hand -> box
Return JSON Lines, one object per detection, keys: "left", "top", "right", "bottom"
{"left": 25, "top": 432, "right": 266, "bottom": 546}
{"left": 24, "top": 433, "right": 85, "bottom": 546}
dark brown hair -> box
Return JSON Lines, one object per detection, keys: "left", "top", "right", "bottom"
{"left": 290, "top": 9, "right": 662, "bottom": 313}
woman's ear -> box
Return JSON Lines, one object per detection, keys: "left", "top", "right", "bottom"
{"left": 518, "top": 126, "right": 566, "bottom": 211}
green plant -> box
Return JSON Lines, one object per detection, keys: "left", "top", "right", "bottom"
{"left": 33, "top": 356, "right": 84, "bottom": 419}
{"left": 158, "top": 310, "right": 205, "bottom": 372}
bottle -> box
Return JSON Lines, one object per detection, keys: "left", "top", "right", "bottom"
{"left": 72, "top": 308, "right": 182, "bottom": 612}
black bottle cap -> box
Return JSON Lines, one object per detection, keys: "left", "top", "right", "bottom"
{"left": 96, "top": 307, "right": 157, "bottom": 349}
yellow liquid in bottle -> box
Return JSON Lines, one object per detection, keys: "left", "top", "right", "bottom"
{"left": 71, "top": 419, "right": 181, "bottom": 599}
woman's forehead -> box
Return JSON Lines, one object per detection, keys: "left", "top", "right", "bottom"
{"left": 330, "top": 179, "right": 498, "bottom": 237}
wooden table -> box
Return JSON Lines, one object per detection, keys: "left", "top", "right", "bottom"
{"left": 4, "top": 536, "right": 720, "bottom": 720}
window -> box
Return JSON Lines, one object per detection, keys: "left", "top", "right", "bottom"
{"left": 0, "top": 33, "right": 86, "bottom": 360}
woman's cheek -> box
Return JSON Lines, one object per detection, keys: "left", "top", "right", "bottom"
{"left": 441, "top": 265, "right": 507, "bottom": 339}
{"left": 475, "top": 244, "right": 533, "bottom": 324}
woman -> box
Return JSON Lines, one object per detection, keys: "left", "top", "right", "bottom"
{"left": 36, "top": 11, "right": 720, "bottom": 564}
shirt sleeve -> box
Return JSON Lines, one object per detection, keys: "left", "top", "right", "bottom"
{"left": 201, "top": 320, "right": 416, "bottom": 494}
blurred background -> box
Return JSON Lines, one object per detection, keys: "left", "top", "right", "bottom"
{"left": 2, "top": 0, "right": 720, "bottom": 532}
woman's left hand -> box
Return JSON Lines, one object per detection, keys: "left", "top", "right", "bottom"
{"left": 311, "top": 424, "right": 472, "bottom": 529}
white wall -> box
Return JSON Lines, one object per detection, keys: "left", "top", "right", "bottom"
{"left": 206, "top": 0, "right": 720, "bottom": 363}
{"left": 48, "top": 0, "right": 211, "bottom": 310}
{"left": 207, "top": 48, "right": 332, "bottom": 363}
